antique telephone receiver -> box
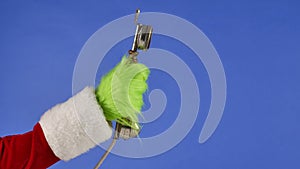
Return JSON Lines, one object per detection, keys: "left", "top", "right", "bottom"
{"left": 94, "top": 9, "right": 153, "bottom": 169}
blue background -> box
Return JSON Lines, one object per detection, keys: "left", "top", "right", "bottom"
{"left": 0, "top": 0, "right": 299, "bottom": 169}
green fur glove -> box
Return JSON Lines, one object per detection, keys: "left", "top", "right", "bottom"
{"left": 95, "top": 56, "right": 150, "bottom": 129}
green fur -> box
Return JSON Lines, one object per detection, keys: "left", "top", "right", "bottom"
{"left": 96, "top": 56, "right": 150, "bottom": 129}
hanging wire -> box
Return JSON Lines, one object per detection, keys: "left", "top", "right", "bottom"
{"left": 93, "top": 123, "right": 120, "bottom": 169}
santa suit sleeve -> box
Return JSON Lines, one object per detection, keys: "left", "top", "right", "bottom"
{"left": 0, "top": 87, "right": 113, "bottom": 169}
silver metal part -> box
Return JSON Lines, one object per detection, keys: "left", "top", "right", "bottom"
{"left": 117, "top": 8, "right": 153, "bottom": 140}
{"left": 94, "top": 8, "right": 153, "bottom": 168}
{"left": 131, "top": 24, "right": 153, "bottom": 52}
{"left": 134, "top": 9, "right": 140, "bottom": 25}
{"left": 131, "top": 8, "right": 153, "bottom": 52}
{"left": 127, "top": 50, "right": 139, "bottom": 64}
{"left": 116, "top": 122, "right": 140, "bottom": 140}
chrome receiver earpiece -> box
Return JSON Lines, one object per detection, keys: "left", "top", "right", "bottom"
{"left": 94, "top": 9, "right": 153, "bottom": 169}
{"left": 131, "top": 9, "right": 153, "bottom": 52}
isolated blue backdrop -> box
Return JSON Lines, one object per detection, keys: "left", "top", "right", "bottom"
{"left": 0, "top": 0, "right": 299, "bottom": 169}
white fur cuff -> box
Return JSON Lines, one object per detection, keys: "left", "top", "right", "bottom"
{"left": 39, "top": 87, "right": 112, "bottom": 161}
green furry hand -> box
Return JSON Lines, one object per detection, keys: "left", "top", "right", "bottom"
{"left": 95, "top": 56, "right": 150, "bottom": 129}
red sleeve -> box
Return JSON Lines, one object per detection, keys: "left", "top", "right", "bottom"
{"left": 0, "top": 123, "right": 60, "bottom": 169}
